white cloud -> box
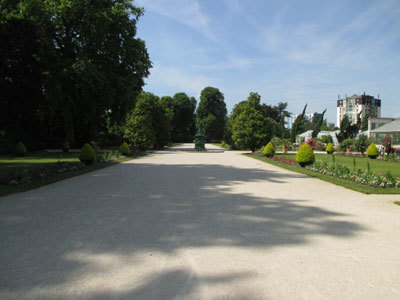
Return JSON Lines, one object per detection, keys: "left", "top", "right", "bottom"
{"left": 135, "top": 0, "right": 213, "bottom": 40}
{"left": 145, "top": 63, "right": 215, "bottom": 96}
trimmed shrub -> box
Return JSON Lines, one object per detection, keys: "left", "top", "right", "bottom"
{"left": 15, "top": 142, "right": 27, "bottom": 156}
{"left": 62, "top": 142, "right": 70, "bottom": 153}
{"left": 296, "top": 143, "right": 315, "bottom": 167}
{"left": 366, "top": 143, "right": 379, "bottom": 159}
{"left": 263, "top": 142, "right": 275, "bottom": 157}
{"left": 119, "top": 142, "right": 130, "bottom": 155}
{"left": 326, "top": 143, "right": 334, "bottom": 154}
{"left": 79, "top": 143, "right": 96, "bottom": 165}
{"left": 340, "top": 139, "right": 354, "bottom": 151}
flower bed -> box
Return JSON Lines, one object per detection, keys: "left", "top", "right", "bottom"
{"left": 268, "top": 156, "right": 297, "bottom": 165}
{"left": 306, "top": 160, "right": 400, "bottom": 188}
{"left": 0, "top": 162, "right": 86, "bottom": 185}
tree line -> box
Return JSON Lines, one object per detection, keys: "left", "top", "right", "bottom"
{"left": 1, "top": 1, "right": 341, "bottom": 154}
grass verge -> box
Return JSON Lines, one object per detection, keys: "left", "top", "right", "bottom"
{"left": 0, "top": 154, "right": 145, "bottom": 198}
{"left": 245, "top": 153, "right": 400, "bottom": 194}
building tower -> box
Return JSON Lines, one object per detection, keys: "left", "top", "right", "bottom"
{"left": 336, "top": 93, "right": 381, "bottom": 128}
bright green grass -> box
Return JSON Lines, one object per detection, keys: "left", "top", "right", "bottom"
{"left": 0, "top": 152, "right": 79, "bottom": 174}
{"left": 246, "top": 153, "right": 400, "bottom": 194}
{"left": 276, "top": 153, "right": 400, "bottom": 178}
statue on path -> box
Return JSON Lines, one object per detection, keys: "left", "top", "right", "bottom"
{"left": 194, "top": 130, "right": 206, "bottom": 151}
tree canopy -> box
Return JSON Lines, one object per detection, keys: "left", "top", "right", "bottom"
{"left": 0, "top": 0, "right": 152, "bottom": 147}
{"left": 230, "top": 93, "right": 278, "bottom": 152}
{"left": 196, "top": 87, "right": 227, "bottom": 141}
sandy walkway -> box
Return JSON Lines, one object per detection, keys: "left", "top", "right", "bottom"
{"left": 1, "top": 143, "right": 399, "bottom": 299}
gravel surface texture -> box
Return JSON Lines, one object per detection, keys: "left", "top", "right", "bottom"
{"left": 1, "top": 143, "right": 399, "bottom": 299}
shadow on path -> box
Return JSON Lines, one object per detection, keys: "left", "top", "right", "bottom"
{"left": 0, "top": 162, "right": 365, "bottom": 299}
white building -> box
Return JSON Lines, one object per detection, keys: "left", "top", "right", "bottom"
{"left": 336, "top": 94, "right": 381, "bottom": 128}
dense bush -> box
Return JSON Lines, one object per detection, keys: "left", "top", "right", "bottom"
{"left": 366, "top": 143, "right": 379, "bottom": 159}
{"left": 320, "top": 135, "right": 333, "bottom": 144}
{"left": 354, "top": 134, "right": 370, "bottom": 153}
{"left": 62, "top": 142, "right": 70, "bottom": 153}
{"left": 119, "top": 142, "right": 130, "bottom": 155}
{"left": 15, "top": 142, "right": 27, "bottom": 156}
{"left": 79, "top": 143, "right": 96, "bottom": 164}
{"left": 326, "top": 143, "right": 334, "bottom": 154}
{"left": 340, "top": 139, "right": 354, "bottom": 151}
{"left": 263, "top": 142, "right": 275, "bottom": 157}
{"left": 296, "top": 143, "right": 315, "bottom": 167}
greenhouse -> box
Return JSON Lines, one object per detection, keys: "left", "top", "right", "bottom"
{"left": 370, "top": 119, "right": 400, "bottom": 146}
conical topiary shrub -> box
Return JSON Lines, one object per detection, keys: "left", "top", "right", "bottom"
{"left": 79, "top": 143, "right": 96, "bottom": 165}
{"left": 366, "top": 143, "right": 379, "bottom": 159}
{"left": 15, "top": 142, "right": 27, "bottom": 157}
{"left": 296, "top": 143, "right": 315, "bottom": 167}
{"left": 263, "top": 142, "right": 275, "bottom": 157}
{"left": 119, "top": 142, "right": 130, "bottom": 156}
{"left": 326, "top": 143, "right": 334, "bottom": 154}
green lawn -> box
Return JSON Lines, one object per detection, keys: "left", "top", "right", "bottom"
{"left": 246, "top": 153, "right": 400, "bottom": 194}
{"left": 0, "top": 151, "right": 144, "bottom": 197}
{"left": 0, "top": 152, "right": 79, "bottom": 174}
{"left": 275, "top": 153, "right": 400, "bottom": 177}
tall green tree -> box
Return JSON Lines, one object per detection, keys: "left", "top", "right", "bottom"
{"left": 312, "top": 109, "right": 326, "bottom": 138}
{"left": 167, "top": 93, "right": 196, "bottom": 142}
{"left": 290, "top": 104, "right": 307, "bottom": 142}
{"left": 0, "top": 17, "right": 44, "bottom": 150}
{"left": 196, "top": 87, "right": 227, "bottom": 141}
{"left": 124, "top": 92, "right": 170, "bottom": 150}
{"left": 230, "top": 92, "right": 278, "bottom": 152}
{"left": 2, "top": 0, "right": 152, "bottom": 145}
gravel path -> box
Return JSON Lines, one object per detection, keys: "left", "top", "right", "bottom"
{"left": 1, "top": 143, "right": 399, "bottom": 299}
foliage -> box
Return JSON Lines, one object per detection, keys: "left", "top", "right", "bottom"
{"left": 161, "top": 93, "right": 196, "bottom": 142}
{"left": 119, "top": 142, "right": 130, "bottom": 156}
{"left": 0, "top": 17, "right": 44, "bottom": 150}
{"left": 366, "top": 143, "right": 379, "bottom": 158}
{"left": 270, "top": 137, "right": 282, "bottom": 147}
{"left": 290, "top": 104, "right": 307, "bottom": 142}
{"left": 230, "top": 93, "right": 278, "bottom": 152}
{"left": 340, "top": 139, "right": 354, "bottom": 151}
{"left": 354, "top": 134, "right": 370, "bottom": 153}
{"left": 312, "top": 109, "right": 326, "bottom": 138}
{"left": 326, "top": 143, "right": 334, "bottom": 154}
{"left": 196, "top": 87, "right": 227, "bottom": 141}
{"left": 305, "top": 138, "right": 317, "bottom": 150}
{"left": 263, "top": 142, "right": 275, "bottom": 157}
{"left": 338, "top": 115, "right": 358, "bottom": 141}
{"left": 1, "top": 0, "right": 152, "bottom": 145}
{"left": 15, "top": 142, "right": 27, "bottom": 156}
{"left": 62, "top": 142, "right": 70, "bottom": 153}
{"left": 124, "top": 92, "right": 170, "bottom": 150}
{"left": 79, "top": 143, "right": 96, "bottom": 165}
{"left": 296, "top": 143, "right": 315, "bottom": 167}
{"left": 307, "top": 160, "right": 400, "bottom": 188}
{"left": 320, "top": 135, "right": 333, "bottom": 144}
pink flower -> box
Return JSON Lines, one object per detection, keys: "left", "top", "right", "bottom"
{"left": 397, "top": 177, "right": 400, "bottom": 181}
{"left": 378, "top": 173, "right": 382, "bottom": 176}
{"left": 382, "top": 178, "right": 386, "bottom": 182}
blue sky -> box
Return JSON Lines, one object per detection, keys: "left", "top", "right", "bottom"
{"left": 135, "top": 0, "right": 400, "bottom": 124}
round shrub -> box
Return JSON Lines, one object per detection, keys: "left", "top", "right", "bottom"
{"left": 119, "top": 142, "right": 130, "bottom": 155}
{"left": 62, "top": 142, "right": 70, "bottom": 153}
{"left": 366, "top": 143, "right": 379, "bottom": 159}
{"left": 15, "top": 142, "right": 27, "bottom": 156}
{"left": 296, "top": 143, "right": 315, "bottom": 167}
{"left": 79, "top": 143, "right": 96, "bottom": 165}
{"left": 326, "top": 143, "right": 334, "bottom": 154}
{"left": 263, "top": 142, "right": 275, "bottom": 157}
